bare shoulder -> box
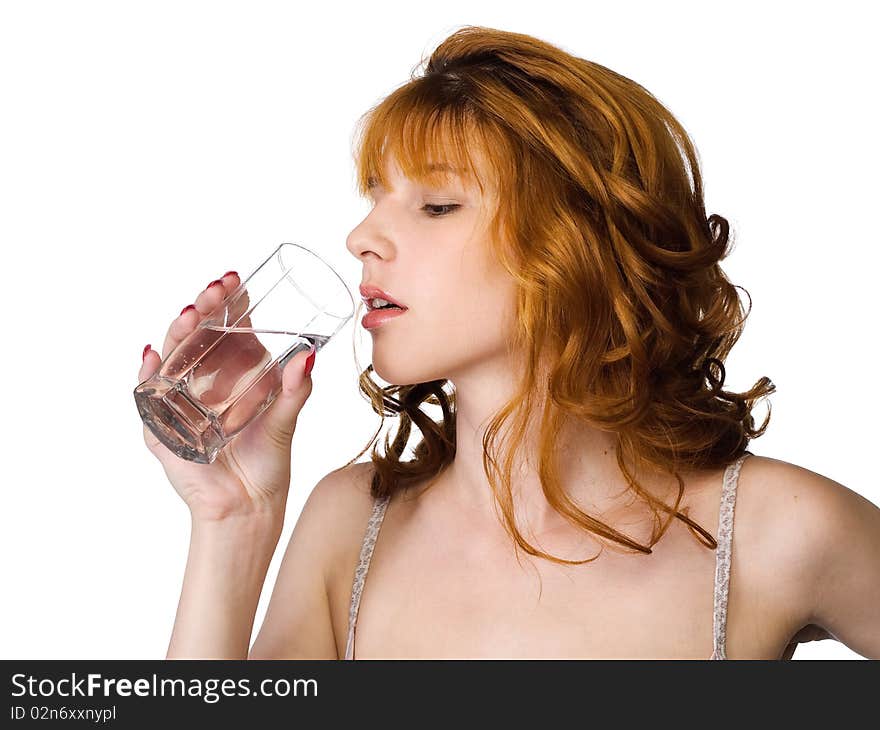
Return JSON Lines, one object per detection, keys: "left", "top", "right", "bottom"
{"left": 246, "top": 460, "right": 377, "bottom": 659}
{"left": 734, "top": 453, "right": 880, "bottom": 658}
{"left": 305, "top": 459, "right": 376, "bottom": 513}
{"left": 736, "top": 454, "right": 876, "bottom": 575}
{"left": 306, "top": 460, "right": 379, "bottom": 585}
{"left": 306, "top": 460, "right": 377, "bottom": 561}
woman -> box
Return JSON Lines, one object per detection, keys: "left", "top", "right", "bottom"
{"left": 139, "top": 26, "right": 880, "bottom": 660}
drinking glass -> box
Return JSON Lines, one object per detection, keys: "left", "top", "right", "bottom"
{"left": 133, "top": 242, "right": 354, "bottom": 464}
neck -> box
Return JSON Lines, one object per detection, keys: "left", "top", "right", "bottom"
{"left": 430, "top": 352, "right": 664, "bottom": 539}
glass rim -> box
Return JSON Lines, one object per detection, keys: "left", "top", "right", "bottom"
{"left": 235, "top": 241, "right": 356, "bottom": 322}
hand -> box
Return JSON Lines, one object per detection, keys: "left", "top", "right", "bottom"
{"left": 136, "top": 272, "right": 317, "bottom": 523}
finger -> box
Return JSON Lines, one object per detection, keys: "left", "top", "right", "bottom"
{"left": 206, "top": 276, "right": 250, "bottom": 327}
{"left": 162, "top": 271, "right": 241, "bottom": 359}
{"left": 194, "top": 328, "right": 271, "bottom": 408}
{"left": 136, "top": 346, "right": 167, "bottom": 454}
{"left": 191, "top": 277, "right": 265, "bottom": 404}
{"left": 251, "top": 344, "right": 316, "bottom": 449}
{"left": 138, "top": 345, "right": 160, "bottom": 383}
{"left": 156, "top": 271, "right": 265, "bottom": 411}
{"left": 194, "top": 271, "right": 239, "bottom": 317}
{"left": 226, "top": 287, "right": 252, "bottom": 328}
{"left": 161, "top": 308, "right": 200, "bottom": 360}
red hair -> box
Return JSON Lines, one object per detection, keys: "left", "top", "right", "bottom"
{"left": 337, "top": 25, "right": 774, "bottom": 566}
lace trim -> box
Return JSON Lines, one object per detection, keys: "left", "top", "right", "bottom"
{"left": 343, "top": 452, "right": 751, "bottom": 660}
{"left": 344, "top": 494, "right": 391, "bottom": 660}
{"left": 710, "top": 451, "right": 752, "bottom": 660}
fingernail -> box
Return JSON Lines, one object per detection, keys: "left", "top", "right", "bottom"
{"left": 222, "top": 270, "right": 238, "bottom": 279}
{"left": 304, "top": 349, "right": 316, "bottom": 376}
{"left": 179, "top": 304, "right": 196, "bottom": 316}
{"left": 206, "top": 279, "right": 224, "bottom": 289}
{"left": 142, "top": 344, "right": 151, "bottom": 361}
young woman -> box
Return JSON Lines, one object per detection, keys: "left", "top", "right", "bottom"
{"left": 138, "top": 26, "right": 880, "bottom": 660}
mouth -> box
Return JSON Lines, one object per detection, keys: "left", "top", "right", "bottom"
{"left": 361, "top": 306, "right": 408, "bottom": 330}
{"left": 359, "top": 284, "right": 408, "bottom": 312}
{"left": 363, "top": 298, "right": 406, "bottom": 312}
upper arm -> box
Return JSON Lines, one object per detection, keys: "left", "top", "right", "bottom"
{"left": 248, "top": 463, "right": 369, "bottom": 659}
{"left": 777, "top": 463, "right": 880, "bottom": 659}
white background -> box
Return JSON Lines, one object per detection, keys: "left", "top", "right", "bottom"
{"left": 1, "top": 1, "right": 876, "bottom": 660}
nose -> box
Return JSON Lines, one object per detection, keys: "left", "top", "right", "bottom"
{"left": 345, "top": 210, "right": 393, "bottom": 263}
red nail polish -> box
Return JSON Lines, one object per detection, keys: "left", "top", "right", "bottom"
{"left": 142, "top": 344, "right": 151, "bottom": 361}
{"left": 304, "top": 349, "right": 316, "bottom": 376}
{"left": 207, "top": 279, "right": 224, "bottom": 289}
{"left": 180, "top": 304, "right": 196, "bottom": 316}
{"left": 222, "top": 270, "right": 238, "bottom": 279}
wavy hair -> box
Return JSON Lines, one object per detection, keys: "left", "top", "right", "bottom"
{"left": 336, "top": 25, "right": 775, "bottom": 566}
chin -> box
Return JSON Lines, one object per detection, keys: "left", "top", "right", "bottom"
{"left": 371, "top": 352, "right": 451, "bottom": 387}
{"left": 372, "top": 362, "right": 437, "bottom": 387}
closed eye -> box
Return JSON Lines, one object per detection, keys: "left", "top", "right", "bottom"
{"left": 422, "top": 203, "right": 461, "bottom": 218}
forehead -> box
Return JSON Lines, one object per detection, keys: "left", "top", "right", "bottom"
{"left": 370, "top": 154, "right": 492, "bottom": 197}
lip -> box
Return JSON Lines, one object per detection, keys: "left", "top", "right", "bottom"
{"left": 361, "top": 307, "right": 408, "bottom": 330}
{"left": 359, "top": 284, "right": 408, "bottom": 310}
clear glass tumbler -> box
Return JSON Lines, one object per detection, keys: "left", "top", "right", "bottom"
{"left": 133, "top": 242, "right": 355, "bottom": 464}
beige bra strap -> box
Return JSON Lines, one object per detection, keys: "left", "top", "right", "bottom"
{"left": 344, "top": 494, "right": 391, "bottom": 660}
{"left": 710, "top": 451, "right": 752, "bottom": 660}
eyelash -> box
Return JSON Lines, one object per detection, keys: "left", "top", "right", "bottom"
{"left": 421, "top": 203, "right": 460, "bottom": 217}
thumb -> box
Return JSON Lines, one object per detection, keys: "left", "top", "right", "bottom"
{"left": 257, "top": 345, "right": 316, "bottom": 447}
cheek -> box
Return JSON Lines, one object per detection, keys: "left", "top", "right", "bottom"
{"left": 369, "top": 275, "right": 516, "bottom": 385}
{"left": 417, "top": 255, "right": 512, "bottom": 342}
{"left": 458, "top": 288, "right": 510, "bottom": 342}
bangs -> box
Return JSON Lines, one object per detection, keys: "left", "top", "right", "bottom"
{"left": 352, "top": 88, "right": 498, "bottom": 199}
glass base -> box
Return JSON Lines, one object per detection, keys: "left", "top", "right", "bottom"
{"left": 134, "top": 381, "right": 224, "bottom": 464}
